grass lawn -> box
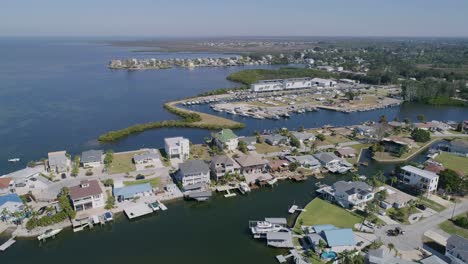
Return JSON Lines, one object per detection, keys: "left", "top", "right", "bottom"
{"left": 123, "top": 177, "right": 161, "bottom": 187}
{"left": 254, "top": 142, "right": 286, "bottom": 154}
{"left": 190, "top": 144, "right": 211, "bottom": 161}
{"left": 435, "top": 152, "right": 468, "bottom": 175}
{"left": 420, "top": 197, "right": 446, "bottom": 212}
{"left": 439, "top": 214, "right": 468, "bottom": 239}
{"left": 318, "top": 134, "right": 352, "bottom": 146}
{"left": 108, "top": 151, "right": 145, "bottom": 174}
{"left": 294, "top": 198, "right": 363, "bottom": 232}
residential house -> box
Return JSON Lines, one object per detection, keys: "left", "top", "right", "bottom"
{"left": 354, "top": 125, "right": 375, "bottom": 137}
{"left": 212, "top": 129, "right": 238, "bottom": 151}
{"left": 48, "top": 151, "right": 70, "bottom": 173}
{"left": 445, "top": 139, "right": 468, "bottom": 156}
{"left": 267, "top": 159, "right": 290, "bottom": 173}
{"left": 291, "top": 131, "right": 316, "bottom": 144}
{"left": 210, "top": 155, "right": 240, "bottom": 180}
{"left": 420, "top": 255, "right": 448, "bottom": 264}
{"left": 133, "top": 150, "right": 159, "bottom": 164}
{"left": 266, "top": 231, "right": 294, "bottom": 248}
{"left": 177, "top": 160, "right": 210, "bottom": 187}
{"left": 317, "top": 227, "right": 356, "bottom": 253}
{"left": 0, "top": 193, "right": 24, "bottom": 223}
{"left": 446, "top": 235, "right": 468, "bottom": 264}
{"left": 238, "top": 136, "right": 257, "bottom": 146}
{"left": 335, "top": 147, "right": 357, "bottom": 158}
{"left": 80, "top": 150, "right": 103, "bottom": 168}
{"left": 367, "top": 247, "right": 418, "bottom": 264}
{"left": 0, "top": 177, "right": 12, "bottom": 195}
{"left": 424, "top": 164, "right": 445, "bottom": 174}
{"left": 285, "top": 155, "right": 321, "bottom": 169}
{"left": 382, "top": 137, "right": 415, "bottom": 154}
{"left": 113, "top": 183, "right": 153, "bottom": 202}
{"left": 69, "top": 180, "right": 104, "bottom": 211}
{"left": 264, "top": 134, "right": 289, "bottom": 146}
{"left": 314, "top": 152, "right": 352, "bottom": 173}
{"left": 319, "top": 181, "right": 374, "bottom": 208}
{"left": 164, "top": 137, "right": 190, "bottom": 160}
{"left": 378, "top": 185, "right": 415, "bottom": 209}
{"left": 234, "top": 153, "right": 268, "bottom": 174}
{"left": 400, "top": 165, "right": 439, "bottom": 193}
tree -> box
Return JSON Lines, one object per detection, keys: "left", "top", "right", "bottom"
{"left": 290, "top": 135, "right": 301, "bottom": 148}
{"left": 411, "top": 128, "right": 431, "bottom": 142}
{"left": 298, "top": 126, "right": 305, "bottom": 132}
{"left": 417, "top": 114, "right": 426, "bottom": 123}
{"left": 439, "top": 169, "right": 467, "bottom": 194}
{"left": 390, "top": 176, "right": 398, "bottom": 187}
{"left": 316, "top": 134, "right": 326, "bottom": 141}
{"left": 104, "top": 150, "right": 114, "bottom": 167}
{"left": 387, "top": 243, "right": 395, "bottom": 254}
{"left": 238, "top": 140, "right": 248, "bottom": 153}
{"left": 379, "top": 115, "right": 388, "bottom": 124}
{"left": 102, "top": 178, "right": 114, "bottom": 187}
{"left": 289, "top": 162, "right": 299, "bottom": 172}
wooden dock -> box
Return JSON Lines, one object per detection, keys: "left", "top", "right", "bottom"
{"left": 124, "top": 203, "right": 153, "bottom": 219}
{"left": 224, "top": 189, "right": 237, "bottom": 198}
{"left": 0, "top": 237, "right": 16, "bottom": 251}
{"left": 288, "top": 205, "right": 306, "bottom": 214}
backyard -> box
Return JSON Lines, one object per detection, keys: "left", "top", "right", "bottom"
{"left": 107, "top": 151, "right": 145, "bottom": 174}
{"left": 254, "top": 142, "right": 287, "bottom": 154}
{"left": 435, "top": 152, "right": 468, "bottom": 175}
{"left": 439, "top": 214, "right": 468, "bottom": 239}
{"left": 123, "top": 177, "right": 161, "bottom": 187}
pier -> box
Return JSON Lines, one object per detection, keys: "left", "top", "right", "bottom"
{"left": 288, "top": 205, "right": 306, "bottom": 214}
{"left": 224, "top": 189, "right": 237, "bottom": 198}
{"left": 124, "top": 203, "right": 154, "bottom": 220}
{"left": 0, "top": 237, "right": 16, "bottom": 251}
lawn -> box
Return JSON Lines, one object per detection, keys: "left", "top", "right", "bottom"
{"left": 107, "top": 151, "right": 145, "bottom": 174}
{"left": 123, "top": 177, "right": 161, "bottom": 187}
{"left": 190, "top": 144, "right": 211, "bottom": 161}
{"left": 435, "top": 152, "right": 468, "bottom": 175}
{"left": 319, "top": 134, "right": 352, "bottom": 146}
{"left": 294, "top": 198, "right": 363, "bottom": 232}
{"left": 420, "top": 197, "right": 446, "bottom": 212}
{"left": 439, "top": 214, "right": 468, "bottom": 239}
{"left": 254, "top": 142, "right": 286, "bottom": 154}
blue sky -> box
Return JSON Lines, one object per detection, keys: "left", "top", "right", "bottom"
{"left": 1, "top": 0, "right": 467, "bottom": 37}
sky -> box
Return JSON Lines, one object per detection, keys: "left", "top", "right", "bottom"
{"left": 1, "top": 0, "right": 468, "bottom": 37}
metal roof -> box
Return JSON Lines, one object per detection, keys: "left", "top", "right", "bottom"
{"left": 113, "top": 183, "right": 152, "bottom": 199}
{"left": 81, "top": 150, "right": 103, "bottom": 164}
{"left": 401, "top": 165, "right": 439, "bottom": 180}
{"left": 0, "top": 193, "right": 22, "bottom": 206}
{"left": 179, "top": 160, "right": 209, "bottom": 176}
{"left": 322, "top": 228, "right": 355, "bottom": 247}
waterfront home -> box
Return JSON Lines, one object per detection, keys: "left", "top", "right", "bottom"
{"left": 377, "top": 185, "right": 414, "bottom": 209}
{"left": 234, "top": 153, "right": 268, "bottom": 174}
{"left": 367, "top": 247, "right": 417, "bottom": 264}
{"left": 0, "top": 193, "right": 24, "bottom": 222}
{"left": 424, "top": 163, "right": 445, "bottom": 174}
{"left": 285, "top": 155, "right": 321, "bottom": 169}
{"left": 420, "top": 255, "right": 448, "bottom": 264}
{"left": 47, "top": 151, "right": 70, "bottom": 174}
{"left": 382, "top": 137, "right": 415, "bottom": 154}
{"left": 0, "top": 166, "right": 43, "bottom": 182}
{"left": 212, "top": 129, "right": 238, "bottom": 151}
{"left": 354, "top": 125, "right": 375, "bottom": 137}
{"left": 113, "top": 183, "right": 153, "bottom": 202}
{"left": 319, "top": 181, "right": 374, "bottom": 208}
{"left": 133, "top": 150, "right": 159, "bottom": 164}
{"left": 0, "top": 177, "right": 12, "bottom": 195}
{"left": 69, "top": 180, "right": 104, "bottom": 211}
{"left": 266, "top": 231, "right": 294, "bottom": 248}
{"left": 164, "top": 137, "right": 190, "bottom": 160}
{"left": 291, "top": 131, "right": 316, "bottom": 144}
{"left": 176, "top": 160, "right": 210, "bottom": 187}
{"left": 267, "top": 159, "right": 290, "bottom": 173}
{"left": 238, "top": 136, "right": 257, "bottom": 146}
{"left": 313, "top": 152, "right": 352, "bottom": 173}
{"left": 210, "top": 155, "right": 240, "bottom": 181}
{"left": 446, "top": 235, "right": 468, "bottom": 264}
{"left": 439, "top": 139, "right": 468, "bottom": 156}
{"left": 399, "top": 165, "right": 439, "bottom": 193}
{"left": 80, "top": 150, "right": 103, "bottom": 168}
{"left": 387, "top": 121, "right": 407, "bottom": 129}
{"left": 264, "top": 134, "right": 288, "bottom": 146}
{"left": 321, "top": 228, "right": 355, "bottom": 252}
{"left": 335, "top": 147, "right": 357, "bottom": 158}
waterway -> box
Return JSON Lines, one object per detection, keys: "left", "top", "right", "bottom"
{"left": 0, "top": 37, "right": 467, "bottom": 263}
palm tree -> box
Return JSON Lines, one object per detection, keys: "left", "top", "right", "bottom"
{"left": 388, "top": 243, "right": 395, "bottom": 254}
{"left": 390, "top": 176, "right": 398, "bottom": 187}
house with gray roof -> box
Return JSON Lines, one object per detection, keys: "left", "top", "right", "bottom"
{"left": 446, "top": 235, "right": 468, "bottom": 264}
{"left": 48, "top": 151, "right": 70, "bottom": 173}
{"left": 319, "top": 180, "right": 374, "bottom": 208}
{"left": 285, "top": 155, "right": 321, "bottom": 169}
{"left": 400, "top": 165, "right": 439, "bottom": 193}
{"left": 264, "top": 134, "right": 289, "bottom": 146}
{"left": 133, "top": 150, "right": 160, "bottom": 164}
{"left": 291, "top": 131, "right": 316, "bottom": 143}
{"left": 367, "top": 247, "right": 418, "bottom": 264}
{"left": 81, "top": 150, "right": 103, "bottom": 168}
{"left": 314, "top": 152, "right": 352, "bottom": 174}
{"left": 210, "top": 155, "right": 239, "bottom": 180}
{"left": 177, "top": 160, "right": 210, "bottom": 187}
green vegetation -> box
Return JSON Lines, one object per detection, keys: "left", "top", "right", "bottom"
{"left": 254, "top": 142, "right": 286, "bottom": 154}
{"left": 123, "top": 177, "right": 160, "bottom": 187}
{"left": 227, "top": 67, "right": 337, "bottom": 85}
{"left": 107, "top": 151, "right": 143, "bottom": 174}
{"left": 196, "top": 86, "right": 246, "bottom": 97}
{"left": 411, "top": 128, "right": 431, "bottom": 142}
{"left": 435, "top": 153, "right": 468, "bottom": 176}
{"left": 419, "top": 196, "right": 446, "bottom": 212}
{"left": 71, "top": 156, "right": 80, "bottom": 176}
{"left": 439, "top": 213, "right": 468, "bottom": 239}
{"left": 101, "top": 178, "right": 114, "bottom": 187}
{"left": 105, "top": 190, "right": 116, "bottom": 210}
{"left": 294, "top": 198, "right": 363, "bottom": 232}
{"left": 238, "top": 140, "right": 248, "bottom": 153}
{"left": 104, "top": 150, "right": 114, "bottom": 167}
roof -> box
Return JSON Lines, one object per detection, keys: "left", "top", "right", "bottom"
{"left": 322, "top": 228, "right": 355, "bottom": 247}
{"left": 213, "top": 129, "right": 237, "bottom": 143}
{"left": 424, "top": 164, "right": 445, "bottom": 174}
{"left": 211, "top": 155, "right": 235, "bottom": 166}
{"left": 1, "top": 166, "right": 43, "bottom": 180}
{"left": 268, "top": 159, "right": 289, "bottom": 170}
{"left": 314, "top": 152, "right": 340, "bottom": 164}
{"left": 69, "top": 180, "right": 103, "bottom": 200}
{"left": 48, "top": 151, "right": 68, "bottom": 167}
{"left": 165, "top": 136, "right": 188, "bottom": 147}
{"left": 113, "top": 183, "right": 152, "bottom": 199}
{"left": 264, "top": 134, "right": 287, "bottom": 143}
{"left": 133, "top": 150, "right": 159, "bottom": 162}
{"left": 401, "top": 165, "right": 439, "bottom": 180}
{"left": 447, "top": 235, "right": 468, "bottom": 262}
{"left": 239, "top": 136, "right": 257, "bottom": 145}
{"left": 266, "top": 231, "right": 292, "bottom": 240}
{"left": 0, "top": 177, "right": 12, "bottom": 189}
{"left": 451, "top": 139, "right": 468, "bottom": 149}
{"left": 312, "top": 224, "right": 337, "bottom": 233}
{"left": 0, "top": 193, "right": 22, "bottom": 206}
{"left": 234, "top": 153, "right": 268, "bottom": 168}
{"left": 265, "top": 218, "right": 287, "bottom": 225}
{"left": 81, "top": 150, "right": 103, "bottom": 164}
{"left": 333, "top": 181, "right": 372, "bottom": 195}
{"left": 179, "top": 160, "right": 209, "bottom": 175}
{"left": 384, "top": 185, "right": 415, "bottom": 205}
{"left": 336, "top": 147, "right": 357, "bottom": 156}
{"left": 420, "top": 255, "right": 448, "bottom": 264}
{"left": 291, "top": 131, "right": 316, "bottom": 141}
{"left": 285, "top": 155, "right": 320, "bottom": 166}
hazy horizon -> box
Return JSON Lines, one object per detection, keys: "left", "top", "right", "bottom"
{"left": 1, "top": 0, "right": 468, "bottom": 37}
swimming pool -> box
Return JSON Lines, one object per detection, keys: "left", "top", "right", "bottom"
{"left": 321, "top": 251, "right": 337, "bottom": 259}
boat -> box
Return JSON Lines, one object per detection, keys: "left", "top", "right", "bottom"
{"left": 267, "top": 178, "right": 278, "bottom": 186}
{"left": 7, "top": 158, "right": 20, "bottom": 163}
{"left": 239, "top": 182, "right": 251, "bottom": 194}
{"left": 37, "top": 228, "right": 62, "bottom": 241}
{"left": 250, "top": 221, "right": 284, "bottom": 235}
{"left": 272, "top": 115, "right": 280, "bottom": 120}
{"left": 103, "top": 212, "right": 113, "bottom": 222}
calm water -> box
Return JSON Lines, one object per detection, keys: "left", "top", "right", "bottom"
{"left": 0, "top": 38, "right": 467, "bottom": 263}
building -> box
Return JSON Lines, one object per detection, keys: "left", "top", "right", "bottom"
{"left": 335, "top": 147, "right": 357, "bottom": 158}
{"left": 367, "top": 247, "right": 418, "bottom": 264}
{"left": 133, "top": 150, "right": 159, "bottom": 164}
{"left": 264, "top": 134, "right": 288, "bottom": 146}
{"left": 311, "top": 78, "right": 337, "bottom": 88}
{"left": 291, "top": 131, "right": 316, "bottom": 144}
{"left": 48, "top": 151, "right": 70, "bottom": 173}
{"left": 164, "top": 137, "right": 190, "bottom": 160}
{"left": 212, "top": 129, "right": 238, "bottom": 151}
{"left": 267, "top": 159, "right": 290, "bottom": 172}
{"left": 378, "top": 185, "right": 415, "bottom": 209}
{"left": 239, "top": 136, "right": 257, "bottom": 146}
{"left": 354, "top": 125, "right": 375, "bottom": 137}
{"left": 283, "top": 78, "right": 312, "bottom": 90}
{"left": 210, "top": 155, "right": 240, "bottom": 180}
{"left": 113, "top": 183, "right": 153, "bottom": 202}
{"left": 314, "top": 152, "right": 352, "bottom": 174}
{"left": 177, "top": 160, "right": 210, "bottom": 187}
{"left": 445, "top": 139, "right": 468, "bottom": 156}
{"left": 446, "top": 235, "right": 468, "bottom": 264}
{"left": 0, "top": 193, "right": 24, "bottom": 223}
{"left": 321, "top": 228, "right": 355, "bottom": 252}
{"left": 400, "top": 165, "right": 439, "bottom": 193}
{"left": 420, "top": 255, "right": 448, "bottom": 264}
{"left": 234, "top": 153, "right": 268, "bottom": 174}
{"left": 319, "top": 181, "right": 374, "bottom": 208}
{"left": 80, "top": 150, "right": 103, "bottom": 168}
{"left": 69, "top": 180, "right": 104, "bottom": 211}
{"left": 0, "top": 177, "right": 12, "bottom": 195}
{"left": 285, "top": 155, "right": 321, "bottom": 169}
{"left": 250, "top": 78, "right": 312, "bottom": 92}
{"left": 266, "top": 231, "right": 294, "bottom": 248}
{"left": 382, "top": 137, "right": 415, "bottom": 154}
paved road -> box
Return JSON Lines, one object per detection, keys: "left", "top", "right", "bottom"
{"left": 375, "top": 198, "right": 468, "bottom": 251}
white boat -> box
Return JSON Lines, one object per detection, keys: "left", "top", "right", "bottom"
{"left": 267, "top": 178, "right": 278, "bottom": 186}
{"left": 239, "top": 182, "right": 251, "bottom": 194}
{"left": 37, "top": 228, "right": 62, "bottom": 241}
{"left": 8, "top": 158, "right": 20, "bottom": 163}
{"left": 104, "top": 212, "right": 113, "bottom": 222}
{"left": 250, "top": 221, "right": 283, "bottom": 235}
{"left": 272, "top": 115, "right": 280, "bottom": 120}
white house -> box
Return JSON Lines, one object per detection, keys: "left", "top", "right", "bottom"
{"left": 48, "top": 151, "right": 70, "bottom": 173}
{"left": 400, "top": 165, "right": 439, "bottom": 193}
{"left": 69, "top": 180, "right": 104, "bottom": 211}
{"left": 446, "top": 235, "right": 468, "bottom": 264}
{"left": 177, "top": 160, "right": 211, "bottom": 187}
{"left": 133, "top": 150, "right": 159, "bottom": 164}
{"left": 212, "top": 129, "right": 238, "bottom": 152}
{"left": 319, "top": 181, "right": 374, "bottom": 208}
{"left": 314, "top": 152, "right": 353, "bottom": 174}
{"left": 164, "top": 137, "right": 190, "bottom": 160}
{"left": 80, "top": 150, "right": 103, "bottom": 168}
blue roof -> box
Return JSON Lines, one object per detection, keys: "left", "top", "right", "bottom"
{"left": 0, "top": 193, "right": 22, "bottom": 206}
{"left": 113, "top": 183, "right": 152, "bottom": 199}
{"left": 322, "top": 228, "right": 355, "bottom": 247}
{"left": 312, "top": 224, "right": 337, "bottom": 233}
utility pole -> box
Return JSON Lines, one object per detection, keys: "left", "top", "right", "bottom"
{"left": 451, "top": 198, "right": 457, "bottom": 220}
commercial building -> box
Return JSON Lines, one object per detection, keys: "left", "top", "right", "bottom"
{"left": 69, "top": 180, "right": 104, "bottom": 211}
{"left": 177, "top": 160, "right": 211, "bottom": 187}
{"left": 311, "top": 78, "right": 337, "bottom": 88}
{"left": 80, "top": 150, "right": 103, "bottom": 168}
{"left": 250, "top": 78, "right": 315, "bottom": 92}
{"left": 164, "top": 137, "right": 190, "bottom": 160}
{"left": 399, "top": 165, "right": 439, "bottom": 193}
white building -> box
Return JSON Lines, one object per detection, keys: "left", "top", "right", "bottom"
{"left": 69, "top": 180, "right": 104, "bottom": 211}
{"left": 212, "top": 129, "right": 238, "bottom": 152}
{"left": 399, "top": 165, "right": 439, "bottom": 193}
{"left": 80, "top": 150, "right": 103, "bottom": 168}
{"left": 311, "top": 78, "right": 337, "bottom": 88}
{"left": 48, "top": 151, "right": 70, "bottom": 173}
{"left": 164, "top": 137, "right": 190, "bottom": 160}
{"left": 250, "top": 79, "right": 284, "bottom": 92}
{"left": 320, "top": 181, "right": 374, "bottom": 208}
{"left": 283, "top": 78, "right": 312, "bottom": 90}
{"left": 177, "top": 160, "right": 211, "bottom": 187}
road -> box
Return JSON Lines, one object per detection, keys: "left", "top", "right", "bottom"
{"left": 375, "top": 198, "right": 468, "bottom": 251}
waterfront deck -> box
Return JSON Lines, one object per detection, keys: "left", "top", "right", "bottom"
{"left": 124, "top": 203, "right": 153, "bottom": 219}
{"left": 0, "top": 237, "right": 16, "bottom": 251}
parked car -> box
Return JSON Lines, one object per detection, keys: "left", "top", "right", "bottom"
{"left": 416, "top": 204, "right": 426, "bottom": 210}
{"left": 136, "top": 174, "right": 145, "bottom": 180}
{"left": 15, "top": 182, "right": 26, "bottom": 187}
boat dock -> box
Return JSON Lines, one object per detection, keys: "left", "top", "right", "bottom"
{"left": 124, "top": 203, "right": 153, "bottom": 220}
{"left": 224, "top": 189, "right": 237, "bottom": 198}
{"left": 0, "top": 237, "right": 16, "bottom": 251}
{"left": 288, "top": 205, "right": 306, "bottom": 214}
{"left": 276, "top": 250, "right": 308, "bottom": 264}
